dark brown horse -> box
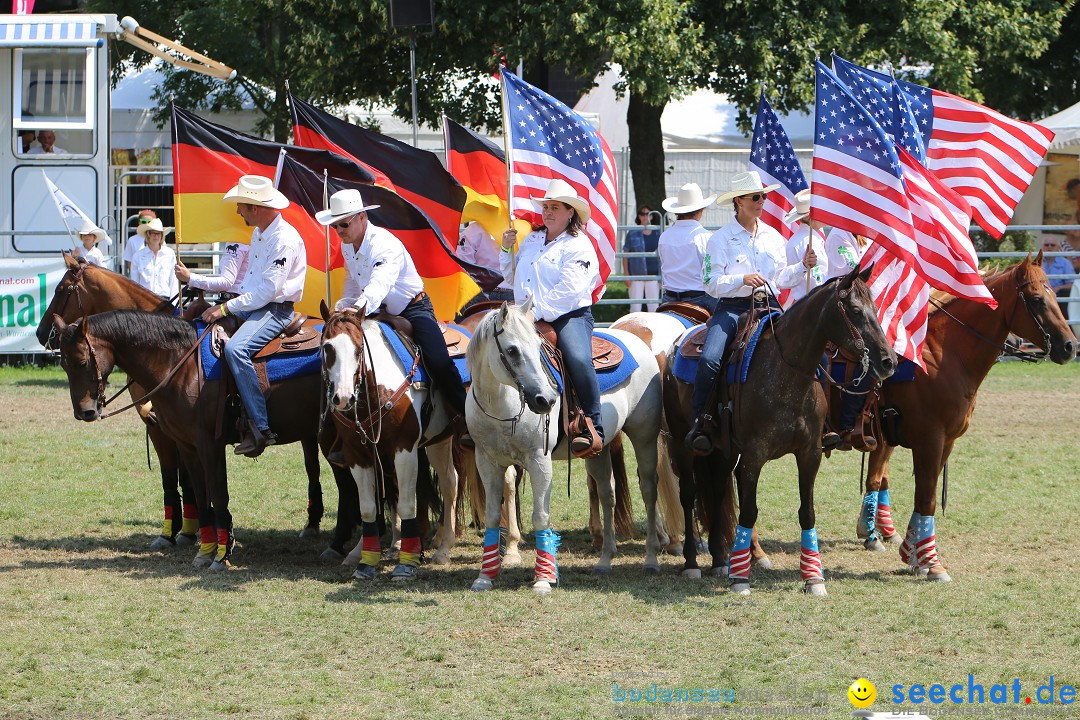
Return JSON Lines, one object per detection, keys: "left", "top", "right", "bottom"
{"left": 856, "top": 255, "right": 1076, "bottom": 581}
{"left": 35, "top": 255, "right": 341, "bottom": 551}
{"left": 664, "top": 268, "right": 896, "bottom": 594}
{"left": 52, "top": 308, "right": 354, "bottom": 568}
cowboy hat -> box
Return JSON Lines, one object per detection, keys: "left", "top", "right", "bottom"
{"left": 533, "top": 179, "right": 591, "bottom": 224}
{"left": 135, "top": 217, "right": 173, "bottom": 238}
{"left": 77, "top": 219, "right": 107, "bottom": 242}
{"left": 222, "top": 174, "right": 290, "bottom": 210}
{"left": 315, "top": 189, "right": 381, "bottom": 226}
{"left": 715, "top": 171, "right": 782, "bottom": 203}
{"left": 662, "top": 183, "right": 717, "bottom": 214}
{"left": 783, "top": 188, "right": 812, "bottom": 224}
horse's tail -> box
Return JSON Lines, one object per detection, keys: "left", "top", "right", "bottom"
{"left": 462, "top": 447, "right": 485, "bottom": 532}
{"left": 452, "top": 441, "right": 468, "bottom": 537}
{"left": 608, "top": 433, "right": 637, "bottom": 539}
{"left": 654, "top": 435, "right": 685, "bottom": 541}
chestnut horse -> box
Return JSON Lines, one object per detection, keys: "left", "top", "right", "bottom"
{"left": 664, "top": 268, "right": 896, "bottom": 595}
{"left": 855, "top": 255, "right": 1076, "bottom": 581}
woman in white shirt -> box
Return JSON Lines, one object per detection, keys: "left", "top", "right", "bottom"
{"left": 500, "top": 179, "right": 603, "bottom": 458}
{"left": 73, "top": 220, "right": 108, "bottom": 268}
{"left": 824, "top": 228, "right": 869, "bottom": 280}
{"left": 130, "top": 218, "right": 179, "bottom": 299}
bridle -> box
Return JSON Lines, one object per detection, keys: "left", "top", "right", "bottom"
{"left": 44, "top": 263, "right": 90, "bottom": 350}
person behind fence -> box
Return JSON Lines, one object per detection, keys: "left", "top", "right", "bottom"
{"left": 686, "top": 171, "right": 818, "bottom": 455}
{"left": 199, "top": 175, "right": 307, "bottom": 458}
{"left": 174, "top": 240, "right": 250, "bottom": 296}
{"left": 26, "top": 130, "right": 67, "bottom": 155}
{"left": 500, "top": 178, "right": 604, "bottom": 458}
{"left": 124, "top": 209, "right": 157, "bottom": 276}
{"left": 130, "top": 218, "right": 179, "bottom": 300}
{"left": 1041, "top": 237, "right": 1074, "bottom": 321}
{"left": 657, "top": 183, "right": 718, "bottom": 312}
{"left": 315, "top": 188, "right": 469, "bottom": 445}
{"left": 781, "top": 189, "right": 828, "bottom": 307}
{"left": 72, "top": 219, "right": 108, "bottom": 268}
{"left": 457, "top": 221, "right": 514, "bottom": 308}
{"left": 624, "top": 205, "right": 660, "bottom": 313}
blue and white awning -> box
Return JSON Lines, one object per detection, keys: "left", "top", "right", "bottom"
{"left": 0, "top": 20, "right": 103, "bottom": 48}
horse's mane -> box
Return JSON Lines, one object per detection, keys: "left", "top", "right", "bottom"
{"left": 80, "top": 262, "right": 174, "bottom": 311}
{"left": 927, "top": 265, "right": 1012, "bottom": 315}
{"left": 79, "top": 309, "right": 197, "bottom": 351}
{"left": 467, "top": 303, "right": 532, "bottom": 370}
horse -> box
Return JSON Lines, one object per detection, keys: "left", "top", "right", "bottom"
{"left": 465, "top": 297, "right": 664, "bottom": 594}
{"left": 664, "top": 267, "right": 896, "bottom": 595}
{"left": 319, "top": 306, "right": 459, "bottom": 581}
{"left": 51, "top": 309, "right": 348, "bottom": 569}
{"left": 35, "top": 255, "right": 341, "bottom": 551}
{"left": 853, "top": 255, "right": 1076, "bottom": 581}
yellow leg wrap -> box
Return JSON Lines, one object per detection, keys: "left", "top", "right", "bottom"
{"left": 181, "top": 517, "right": 199, "bottom": 535}
{"left": 398, "top": 550, "right": 421, "bottom": 568}
{"left": 361, "top": 549, "right": 381, "bottom": 567}
{"left": 199, "top": 542, "right": 217, "bottom": 558}
{"left": 162, "top": 518, "right": 174, "bottom": 538}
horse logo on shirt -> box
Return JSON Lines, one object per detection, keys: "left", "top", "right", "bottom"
{"left": 226, "top": 244, "right": 239, "bottom": 254}
{"left": 272, "top": 257, "right": 287, "bottom": 267}
{"left": 576, "top": 259, "right": 591, "bottom": 270}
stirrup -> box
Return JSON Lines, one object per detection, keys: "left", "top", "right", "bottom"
{"left": 571, "top": 431, "right": 602, "bottom": 459}
{"left": 822, "top": 431, "right": 843, "bottom": 451}
{"left": 686, "top": 416, "right": 714, "bottom": 456}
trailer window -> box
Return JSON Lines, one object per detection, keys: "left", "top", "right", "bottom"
{"left": 12, "top": 47, "right": 95, "bottom": 131}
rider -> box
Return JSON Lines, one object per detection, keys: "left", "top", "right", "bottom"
{"left": 500, "top": 179, "right": 603, "bottom": 459}
{"left": 657, "top": 183, "right": 718, "bottom": 312}
{"left": 200, "top": 175, "right": 307, "bottom": 458}
{"left": 175, "top": 242, "right": 250, "bottom": 296}
{"left": 686, "top": 171, "right": 820, "bottom": 455}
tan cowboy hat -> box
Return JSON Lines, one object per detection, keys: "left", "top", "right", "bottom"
{"left": 135, "top": 217, "right": 173, "bottom": 238}
{"left": 222, "top": 174, "right": 290, "bottom": 210}
{"left": 315, "top": 189, "right": 381, "bottom": 226}
{"left": 662, "top": 183, "right": 717, "bottom": 214}
{"left": 77, "top": 219, "right": 107, "bottom": 242}
{"left": 533, "top": 179, "right": 591, "bottom": 223}
{"left": 783, "top": 188, "right": 812, "bottom": 224}
{"left": 715, "top": 170, "right": 782, "bottom": 203}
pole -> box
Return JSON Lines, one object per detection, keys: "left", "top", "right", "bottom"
{"left": 409, "top": 33, "right": 419, "bottom": 147}
{"left": 323, "top": 170, "right": 332, "bottom": 307}
{"left": 500, "top": 69, "right": 514, "bottom": 241}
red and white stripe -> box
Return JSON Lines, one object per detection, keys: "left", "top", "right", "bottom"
{"left": 914, "top": 534, "right": 941, "bottom": 569}
{"left": 924, "top": 89, "right": 1055, "bottom": 238}
{"left": 800, "top": 548, "right": 824, "bottom": 581}
{"left": 481, "top": 542, "right": 502, "bottom": 579}
{"left": 899, "top": 520, "right": 917, "bottom": 566}
{"left": 863, "top": 244, "right": 930, "bottom": 368}
{"left": 728, "top": 547, "right": 752, "bottom": 580}
{"left": 749, "top": 162, "right": 797, "bottom": 242}
{"left": 534, "top": 549, "right": 557, "bottom": 583}
{"left": 876, "top": 501, "right": 897, "bottom": 541}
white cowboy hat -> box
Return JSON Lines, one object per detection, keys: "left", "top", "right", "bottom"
{"left": 315, "top": 189, "right": 381, "bottom": 226}
{"left": 135, "top": 217, "right": 173, "bottom": 238}
{"left": 783, "top": 188, "right": 813, "bottom": 224}
{"left": 662, "top": 183, "right": 717, "bottom": 214}
{"left": 222, "top": 174, "right": 290, "bottom": 210}
{"left": 533, "top": 179, "right": 591, "bottom": 224}
{"left": 77, "top": 219, "right": 107, "bottom": 242}
{"left": 715, "top": 171, "right": 782, "bottom": 203}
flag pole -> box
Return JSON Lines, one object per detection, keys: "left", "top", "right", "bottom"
{"left": 499, "top": 67, "right": 515, "bottom": 257}
{"left": 323, "top": 169, "right": 332, "bottom": 307}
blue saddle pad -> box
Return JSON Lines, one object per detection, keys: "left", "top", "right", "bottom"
{"left": 198, "top": 321, "right": 323, "bottom": 382}
{"left": 659, "top": 310, "right": 698, "bottom": 329}
{"left": 543, "top": 330, "right": 640, "bottom": 394}
{"left": 672, "top": 324, "right": 706, "bottom": 384}
{"left": 379, "top": 321, "right": 472, "bottom": 385}
{"left": 830, "top": 356, "right": 916, "bottom": 384}
{"left": 671, "top": 313, "right": 782, "bottom": 386}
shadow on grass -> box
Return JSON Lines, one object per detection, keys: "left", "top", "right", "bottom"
{"left": 12, "top": 377, "right": 69, "bottom": 389}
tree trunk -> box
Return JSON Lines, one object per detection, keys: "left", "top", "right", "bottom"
{"left": 626, "top": 92, "right": 668, "bottom": 216}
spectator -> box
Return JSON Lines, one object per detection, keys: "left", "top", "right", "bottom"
{"left": 1068, "top": 254, "right": 1080, "bottom": 337}
{"left": 26, "top": 130, "right": 67, "bottom": 155}
{"left": 1041, "top": 237, "right": 1073, "bottom": 320}
{"left": 130, "top": 218, "right": 179, "bottom": 299}
{"left": 624, "top": 205, "right": 660, "bottom": 313}
{"left": 457, "top": 221, "right": 514, "bottom": 307}
{"left": 18, "top": 130, "right": 40, "bottom": 153}
{"left": 124, "top": 210, "right": 156, "bottom": 276}
{"left": 72, "top": 219, "right": 108, "bottom": 268}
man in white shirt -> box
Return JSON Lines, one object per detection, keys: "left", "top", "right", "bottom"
{"left": 780, "top": 189, "right": 829, "bottom": 307}
{"left": 200, "top": 175, "right": 307, "bottom": 457}
{"left": 26, "top": 130, "right": 67, "bottom": 155}
{"left": 658, "top": 183, "right": 718, "bottom": 313}
{"left": 175, "top": 242, "right": 250, "bottom": 296}
{"left": 316, "top": 189, "right": 467, "bottom": 424}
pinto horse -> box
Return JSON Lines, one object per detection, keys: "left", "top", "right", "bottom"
{"left": 465, "top": 297, "right": 664, "bottom": 594}
{"left": 855, "top": 255, "right": 1076, "bottom": 581}
{"left": 52, "top": 309, "right": 347, "bottom": 568}
{"left": 664, "top": 268, "right": 896, "bottom": 595}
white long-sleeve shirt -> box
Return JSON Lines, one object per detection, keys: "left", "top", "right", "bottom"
{"left": 337, "top": 223, "right": 423, "bottom": 315}
{"left": 131, "top": 244, "right": 180, "bottom": 298}
{"left": 657, "top": 219, "right": 711, "bottom": 294}
{"left": 74, "top": 245, "right": 107, "bottom": 269}
{"left": 188, "top": 243, "right": 251, "bottom": 293}
{"left": 783, "top": 225, "right": 828, "bottom": 305}
{"left": 702, "top": 220, "right": 807, "bottom": 299}
{"left": 500, "top": 228, "right": 599, "bottom": 322}
{"left": 458, "top": 222, "right": 511, "bottom": 290}
{"left": 824, "top": 228, "right": 868, "bottom": 280}
{"left": 225, "top": 214, "right": 307, "bottom": 313}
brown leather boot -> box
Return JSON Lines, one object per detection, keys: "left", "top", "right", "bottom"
{"left": 234, "top": 424, "right": 276, "bottom": 458}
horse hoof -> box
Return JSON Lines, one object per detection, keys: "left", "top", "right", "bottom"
{"left": 342, "top": 550, "right": 363, "bottom": 567}
{"left": 353, "top": 564, "right": 377, "bottom": 581}
{"left": 594, "top": 565, "right": 612, "bottom": 576}
{"left": 299, "top": 526, "right": 320, "bottom": 539}
{"left": 730, "top": 582, "right": 751, "bottom": 596}
{"left": 864, "top": 538, "right": 886, "bottom": 552}
{"left": 390, "top": 564, "right": 419, "bottom": 582}
{"left": 882, "top": 532, "right": 902, "bottom": 545}
{"left": 856, "top": 518, "right": 869, "bottom": 539}
{"left": 431, "top": 550, "right": 451, "bottom": 566}
{"left": 681, "top": 568, "right": 702, "bottom": 579}
{"left": 320, "top": 547, "right": 346, "bottom": 563}
{"left": 665, "top": 543, "right": 683, "bottom": 556}
{"left": 470, "top": 576, "right": 494, "bottom": 592}
{"left": 910, "top": 565, "right": 930, "bottom": 578}
{"left": 503, "top": 550, "right": 523, "bottom": 568}
{"left": 752, "top": 555, "right": 773, "bottom": 571}
{"left": 643, "top": 563, "right": 660, "bottom": 575}
{"left": 711, "top": 565, "right": 729, "bottom": 577}
{"left": 804, "top": 581, "right": 828, "bottom": 596}
{"left": 532, "top": 580, "right": 554, "bottom": 595}
{"left": 149, "top": 535, "right": 175, "bottom": 550}
{"left": 209, "top": 559, "right": 231, "bottom": 572}
{"left": 175, "top": 533, "right": 197, "bottom": 547}
{"left": 926, "top": 566, "right": 952, "bottom": 583}
{"left": 192, "top": 554, "right": 213, "bottom": 569}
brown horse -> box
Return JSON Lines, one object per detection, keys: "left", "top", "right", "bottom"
{"left": 52, "top": 308, "right": 352, "bottom": 568}
{"left": 856, "top": 255, "right": 1076, "bottom": 581}
{"left": 664, "top": 268, "right": 896, "bottom": 594}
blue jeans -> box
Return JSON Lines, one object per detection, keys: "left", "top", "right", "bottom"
{"left": 399, "top": 295, "right": 468, "bottom": 417}
{"left": 839, "top": 365, "right": 874, "bottom": 430}
{"left": 690, "top": 300, "right": 747, "bottom": 420}
{"left": 223, "top": 302, "right": 294, "bottom": 432}
{"left": 551, "top": 306, "right": 603, "bottom": 440}
{"left": 661, "top": 291, "right": 717, "bottom": 314}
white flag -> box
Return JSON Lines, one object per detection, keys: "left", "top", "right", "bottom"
{"left": 43, "top": 170, "right": 93, "bottom": 228}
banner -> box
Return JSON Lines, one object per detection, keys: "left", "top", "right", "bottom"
{"left": 0, "top": 258, "right": 67, "bottom": 352}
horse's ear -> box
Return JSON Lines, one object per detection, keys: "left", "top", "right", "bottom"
{"left": 1033, "top": 249, "right": 1044, "bottom": 265}
{"left": 319, "top": 299, "right": 331, "bottom": 322}
{"left": 80, "top": 313, "right": 90, "bottom": 337}
{"left": 857, "top": 263, "right": 873, "bottom": 284}
{"left": 520, "top": 293, "right": 535, "bottom": 315}
{"left": 498, "top": 301, "right": 510, "bottom": 323}
{"left": 52, "top": 313, "right": 67, "bottom": 334}
{"left": 63, "top": 252, "right": 78, "bottom": 269}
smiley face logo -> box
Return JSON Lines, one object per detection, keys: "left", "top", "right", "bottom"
{"left": 848, "top": 678, "right": 876, "bottom": 708}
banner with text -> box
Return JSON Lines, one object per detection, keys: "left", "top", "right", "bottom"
{"left": 0, "top": 258, "right": 67, "bottom": 352}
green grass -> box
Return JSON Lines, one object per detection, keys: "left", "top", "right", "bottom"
{"left": 1, "top": 362, "right": 1078, "bottom": 719}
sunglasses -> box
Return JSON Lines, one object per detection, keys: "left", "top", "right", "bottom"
{"left": 744, "top": 192, "right": 769, "bottom": 202}
{"left": 138, "top": 218, "right": 153, "bottom": 224}
{"left": 638, "top": 210, "right": 651, "bottom": 215}
{"left": 331, "top": 220, "right": 351, "bottom": 230}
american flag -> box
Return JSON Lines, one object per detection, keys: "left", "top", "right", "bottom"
{"left": 749, "top": 93, "right": 808, "bottom": 240}
{"left": 862, "top": 243, "right": 929, "bottom": 367}
{"left": 501, "top": 70, "right": 618, "bottom": 302}
{"left": 833, "top": 54, "right": 1054, "bottom": 238}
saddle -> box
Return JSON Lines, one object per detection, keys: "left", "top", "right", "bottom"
{"left": 534, "top": 321, "right": 624, "bottom": 370}
{"left": 374, "top": 311, "right": 472, "bottom": 362}
{"left": 208, "top": 312, "right": 320, "bottom": 361}
{"left": 656, "top": 301, "right": 711, "bottom": 326}
{"left": 825, "top": 344, "right": 884, "bottom": 451}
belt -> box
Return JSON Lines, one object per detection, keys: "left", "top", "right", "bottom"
{"left": 409, "top": 291, "right": 428, "bottom": 304}
{"left": 665, "top": 290, "right": 705, "bottom": 300}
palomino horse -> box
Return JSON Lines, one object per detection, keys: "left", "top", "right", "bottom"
{"left": 465, "top": 298, "right": 663, "bottom": 594}
{"left": 53, "top": 309, "right": 345, "bottom": 568}
{"left": 665, "top": 268, "right": 896, "bottom": 595}
{"left": 35, "top": 256, "right": 341, "bottom": 550}
{"left": 319, "top": 307, "right": 459, "bottom": 581}
{"left": 855, "top": 255, "right": 1076, "bottom": 581}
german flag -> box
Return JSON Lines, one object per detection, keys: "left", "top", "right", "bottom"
{"left": 289, "top": 94, "right": 466, "bottom": 253}
{"left": 442, "top": 115, "right": 531, "bottom": 243}
{"left": 171, "top": 105, "right": 376, "bottom": 315}
{"left": 277, "top": 153, "right": 496, "bottom": 320}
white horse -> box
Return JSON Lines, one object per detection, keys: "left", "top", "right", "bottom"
{"left": 320, "top": 307, "right": 459, "bottom": 581}
{"left": 465, "top": 297, "right": 663, "bottom": 594}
